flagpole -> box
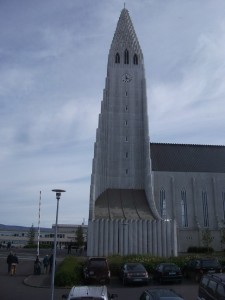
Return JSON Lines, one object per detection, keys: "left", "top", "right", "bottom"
{"left": 37, "top": 191, "right": 41, "bottom": 257}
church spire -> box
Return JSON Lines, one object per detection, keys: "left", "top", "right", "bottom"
{"left": 108, "top": 8, "right": 143, "bottom": 67}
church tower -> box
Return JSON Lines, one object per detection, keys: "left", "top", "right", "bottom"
{"left": 88, "top": 8, "right": 177, "bottom": 256}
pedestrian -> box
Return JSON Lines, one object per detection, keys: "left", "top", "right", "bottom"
{"left": 6, "top": 251, "right": 13, "bottom": 274}
{"left": 43, "top": 254, "right": 49, "bottom": 274}
{"left": 10, "top": 253, "right": 19, "bottom": 276}
{"left": 7, "top": 241, "right": 11, "bottom": 250}
{"left": 67, "top": 243, "right": 72, "bottom": 254}
{"left": 49, "top": 254, "right": 53, "bottom": 274}
{"left": 34, "top": 256, "right": 41, "bottom": 275}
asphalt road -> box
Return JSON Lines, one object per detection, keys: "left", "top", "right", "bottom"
{"left": 0, "top": 249, "right": 198, "bottom": 300}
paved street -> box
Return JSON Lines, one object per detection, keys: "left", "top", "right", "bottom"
{"left": 0, "top": 249, "right": 198, "bottom": 300}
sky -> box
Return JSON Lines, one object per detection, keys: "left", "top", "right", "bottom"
{"left": 0, "top": 0, "right": 225, "bottom": 228}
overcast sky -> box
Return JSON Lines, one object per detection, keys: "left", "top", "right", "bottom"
{"left": 1, "top": 0, "right": 224, "bottom": 228}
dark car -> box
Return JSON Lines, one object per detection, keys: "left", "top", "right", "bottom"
{"left": 120, "top": 263, "right": 149, "bottom": 286}
{"left": 197, "top": 273, "right": 225, "bottom": 300}
{"left": 140, "top": 288, "right": 184, "bottom": 300}
{"left": 182, "top": 258, "right": 222, "bottom": 282}
{"left": 83, "top": 257, "right": 111, "bottom": 284}
{"left": 153, "top": 263, "right": 183, "bottom": 284}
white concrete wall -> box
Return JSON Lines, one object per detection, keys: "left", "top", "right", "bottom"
{"left": 87, "top": 219, "right": 177, "bottom": 257}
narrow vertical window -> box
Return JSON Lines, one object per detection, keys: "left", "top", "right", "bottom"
{"left": 202, "top": 191, "right": 209, "bottom": 227}
{"left": 125, "top": 91, "right": 128, "bottom": 96}
{"left": 124, "top": 49, "right": 129, "bottom": 64}
{"left": 222, "top": 192, "right": 225, "bottom": 220}
{"left": 126, "top": 169, "right": 128, "bottom": 174}
{"left": 181, "top": 190, "right": 188, "bottom": 227}
{"left": 126, "top": 152, "right": 128, "bottom": 158}
{"left": 125, "top": 120, "right": 128, "bottom": 126}
{"left": 125, "top": 136, "right": 128, "bottom": 142}
{"left": 125, "top": 105, "right": 128, "bottom": 111}
{"left": 160, "top": 189, "right": 166, "bottom": 219}
{"left": 133, "top": 54, "right": 138, "bottom": 65}
{"left": 115, "top": 52, "right": 120, "bottom": 63}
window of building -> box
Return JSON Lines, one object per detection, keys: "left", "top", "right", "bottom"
{"left": 223, "top": 192, "right": 225, "bottom": 220}
{"left": 159, "top": 189, "right": 167, "bottom": 219}
{"left": 125, "top": 105, "right": 128, "bottom": 111}
{"left": 126, "top": 152, "right": 128, "bottom": 158}
{"left": 124, "top": 49, "right": 129, "bottom": 64}
{"left": 115, "top": 52, "right": 120, "bottom": 63}
{"left": 125, "top": 91, "right": 128, "bottom": 96}
{"left": 125, "top": 120, "right": 128, "bottom": 126}
{"left": 126, "top": 169, "right": 128, "bottom": 174}
{"left": 181, "top": 190, "right": 188, "bottom": 227}
{"left": 202, "top": 191, "right": 209, "bottom": 227}
{"left": 133, "top": 54, "right": 138, "bottom": 65}
{"left": 125, "top": 136, "right": 128, "bottom": 142}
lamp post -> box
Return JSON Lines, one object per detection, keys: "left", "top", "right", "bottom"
{"left": 51, "top": 189, "right": 66, "bottom": 300}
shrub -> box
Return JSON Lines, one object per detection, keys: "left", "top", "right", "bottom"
{"left": 187, "top": 246, "right": 214, "bottom": 253}
{"left": 55, "top": 256, "right": 84, "bottom": 287}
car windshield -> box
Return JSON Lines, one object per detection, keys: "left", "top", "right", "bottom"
{"left": 202, "top": 260, "right": 220, "bottom": 268}
{"left": 127, "top": 264, "right": 145, "bottom": 271}
{"left": 89, "top": 261, "right": 107, "bottom": 268}
{"left": 164, "top": 265, "right": 179, "bottom": 271}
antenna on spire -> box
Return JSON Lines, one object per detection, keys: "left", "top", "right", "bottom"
{"left": 124, "top": 2, "right": 126, "bottom": 9}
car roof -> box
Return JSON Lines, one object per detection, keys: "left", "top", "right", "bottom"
{"left": 68, "top": 285, "right": 107, "bottom": 298}
{"left": 88, "top": 257, "right": 108, "bottom": 261}
{"left": 203, "top": 273, "right": 225, "bottom": 282}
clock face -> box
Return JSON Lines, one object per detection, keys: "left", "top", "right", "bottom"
{"left": 122, "top": 73, "right": 132, "bottom": 83}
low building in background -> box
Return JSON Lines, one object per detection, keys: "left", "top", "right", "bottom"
{"left": 0, "top": 224, "right": 87, "bottom": 249}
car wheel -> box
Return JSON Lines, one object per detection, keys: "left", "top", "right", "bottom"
{"left": 195, "top": 273, "right": 200, "bottom": 283}
{"left": 122, "top": 278, "right": 127, "bottom": 286}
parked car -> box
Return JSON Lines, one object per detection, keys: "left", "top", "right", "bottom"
{"left": 153, "top": 263, "right": 183, "bottom": 284}
{"left": 120, "top": 262, "right": 149, "bottom": 286}
{"left": 62, "top": 285, "right": 118, "bottom": 300}
{"left": 83, "top": 257, "right": 111, "bottom": 284}
{"left": 140, "top": 288, "right": 184, "bottom": 300}
{"left": 182, "top": 258, "right": 222, "bottom": 282}
{"left": 197, "top": 273, "right": 225, "bottom": 300}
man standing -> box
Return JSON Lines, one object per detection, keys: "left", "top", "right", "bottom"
{"left": 10, "top": 253, "right": 19, "bottom": 276}
{"left": 6, "top": 252, "right": 13, "bottom": 274}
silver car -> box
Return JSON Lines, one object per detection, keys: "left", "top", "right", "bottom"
{"left": 62, "top": 285, "right": 118, "bottom": 300}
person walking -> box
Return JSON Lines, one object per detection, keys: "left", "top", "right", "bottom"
{"left": 49, "top": 253, "right": 53, "bottom": 274}
{"left": 6, "top": 251, "right": 13, "bottom": 274}
{"left": 10, "top": 253, "right": 19, "bottom": 276}
{"left": 43, "top": 254, "right": 49, "bottom": 274}
{"left": 34, "top": 256, "right": 41, "bottom": 275}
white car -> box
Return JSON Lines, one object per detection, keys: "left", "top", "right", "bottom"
{"left": 62, "top": 285, "right": 118, "bottom": 300}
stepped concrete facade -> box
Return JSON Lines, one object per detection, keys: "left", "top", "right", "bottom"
{"left": 87, "top": 8, "right": 225, "bottom": 256}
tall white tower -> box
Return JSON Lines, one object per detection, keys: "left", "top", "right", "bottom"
{"left": 89, "top": 8, "right": 160, "bottom": 221}
{"left": 88, "top": 8, "right": 177, "bottom": 256}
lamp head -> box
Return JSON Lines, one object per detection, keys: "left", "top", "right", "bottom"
{"left": 52, "top": 189, "right": 66, "bottom": 200}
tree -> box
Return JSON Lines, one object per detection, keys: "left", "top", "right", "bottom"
{"left": 75, "top": 226, "right": 85, "bottom": 249}
{"left": 27, "top": 224, "right": 36, "bottom": 247}
{"left": 202, "top": 228, "right": 213, "bottom": 252}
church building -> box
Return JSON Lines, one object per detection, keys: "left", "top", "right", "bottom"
{"left": 87, "top": 8, "right": 225, "bottom": 256}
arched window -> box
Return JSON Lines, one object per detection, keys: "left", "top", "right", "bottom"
{"left": 133, "top": 54, "right": 138, "bottom": 65}
{"left": 115, "top": 52, "right": 120, "bottom": 64}
{"left": 124, "top": 49, "right": 129, "bottom": 64}
{"left": 181, "top": 190, "right": 188, "bottom": 227}
{"left": 202, "top": 191, "right": 209, "bottom": 227}
{"left": 160, "top": 189, "right": 166, "bottom": 219}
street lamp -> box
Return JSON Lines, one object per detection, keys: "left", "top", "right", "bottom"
{"left": 51, "top": 189, "right": 66, "bottom": 300}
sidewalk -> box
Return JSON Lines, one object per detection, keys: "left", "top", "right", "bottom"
{"left": 24, "top": 273, "right": 51, "bottom": 288}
